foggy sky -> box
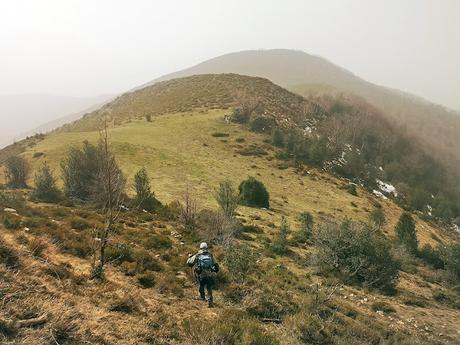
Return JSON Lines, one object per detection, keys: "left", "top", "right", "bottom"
{"left": 1, "top": 0, "right": 459, "bottom": 110}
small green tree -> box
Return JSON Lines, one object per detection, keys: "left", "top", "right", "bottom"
{"left": 370, "top": 207, "right": 386, "bottom": 228}
{"left": 395, "top": 212, "right": 418, "bottom": 254}
{"left": 271, "top": 217, "right": 289, "bottom": 255}
{"left": 4, "top": 156, "right": 29, "bottom": 188}
{"left": 133, "top": 167, "right": 158, "bottom": 211}
{"left": 238, "top": 177, "right": 269, "bottom": 209}
{"left": 61, "top": 141, "right": 100, "bottom": 200}
{"left": 215, "top": 179, "right": 239, "bottom": 219}
{"left": 440, "top": 244, "right": 460, "bottom": 281}
{"left": 293, "top": 211, "right": 314, "bottom": 243}
{"left": 32, "top": 162, "right": 61, "bottom": 203}
{"left": 271, "top": 127, "right": 284, "bottom": 148}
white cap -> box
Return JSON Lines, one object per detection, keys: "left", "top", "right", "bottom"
{"left": 200, "top": 242, "right": 208, "bottom": 250}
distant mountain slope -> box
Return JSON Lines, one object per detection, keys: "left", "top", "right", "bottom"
{"left": 146, "top": 49, "right": 460, "bottom": 171}
{"left": 0, "top": 94, "right": 112, "bottom": 149}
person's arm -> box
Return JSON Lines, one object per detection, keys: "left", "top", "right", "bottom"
{"left": 186, "top": 254, "right": 197, "bottom": 267}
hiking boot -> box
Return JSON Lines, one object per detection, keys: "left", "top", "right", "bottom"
{"left": 208, "top": 301, "right": 214, "bottom": 308}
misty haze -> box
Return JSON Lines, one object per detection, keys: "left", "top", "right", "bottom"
{"left": 1, "top": 1, "right": 459, "bottom": 344}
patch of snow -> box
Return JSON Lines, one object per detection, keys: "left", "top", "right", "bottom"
{"left": 452, "top": 224, "right": 460, "bottom": 234}
{"left": 376, "top": 179, "right": 398, "bottom": 197}
{"left": 3, "top": 208, "right": 17, "bottom": 213}
{"left": 427, "top": 205, "right": 433, "bottom": 216}
{"left": 379, "top": 166, "right": 384, "bottom": 171}
{"left": 373, "top": 190, "right": 388, "bottom": 200}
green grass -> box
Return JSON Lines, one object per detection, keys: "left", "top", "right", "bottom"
{"left": 22, "top": 110, "right": 373, "bottom": 224}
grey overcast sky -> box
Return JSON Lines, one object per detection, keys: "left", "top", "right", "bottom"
{"left": 1, "top": 0, "right": 459, "bottom": 110}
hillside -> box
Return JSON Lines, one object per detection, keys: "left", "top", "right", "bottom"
{"left": 146, "top": 49, "right": 460, "bottom": 173}
{"left": 54, "top": 74, "right": 460, "bottom": 224}
{"left": 1, "top": 73, "right": 460, "bottom": 344}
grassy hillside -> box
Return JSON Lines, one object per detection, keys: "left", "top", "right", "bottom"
{"left": 0, "top": 108, "right": 460, "bottom": 344}
{"left": 149, "top": 49, "right": 460, "bottom": 174}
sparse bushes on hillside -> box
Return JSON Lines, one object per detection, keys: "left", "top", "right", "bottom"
{"left": 314, "top": 220, "right": 400, "bottom": 293}
{"left": 31, "top": 162, "right": 61, "bottom": 203}
{"left": 441, "top": 244, "right": 460, "bottom": 281}
{"left": 133, "top": 167, "right": 159, "bottom": 211}
{"left": 0, "top": 190, "right": 25, "bottom": 210}
{"left": 4, "top": 156, "right": 29, "bottom": 188}
{"left": 395, "top": 212, "right": 418, "bottom": 254}
{"left": 417, "top": 244, "right": 445, "bottom": 270}
{"left": 292, "top": 211, "right": 314, "bottom": 244}
{"left": 369, "top": 207, "right": 386, "bottom": 227}
{"left": 249, "top": 116, "right": 275, "bottom": 133}
{"left": 238, "top": 177, "right": 269, "bottom": 209}
{"left": 271, "top": 127, "right": 284, "bottom": 147}
{"left": 270, "top": 217, "right": 289, "bottom": 255}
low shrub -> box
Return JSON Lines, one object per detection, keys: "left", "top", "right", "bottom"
{"left": 69, "top": 216, "right": 92, "bottom": 230}
{"left": 211, "top": 132, "right": 230, "bottom": 138}
{"left": 371, "top": 301, "right": 396, "bottom": 314}
{"left": 133, "top": 248, "right": 162, "bottom": 273}
{"left": 109, "top": 295, "right": 140, "bottom": 314}
{"left": 223, "top": 243, "right": 258, "bottom": 284}
{"left": 157, "top": 272, "right": 184, "bottom": 297}
{"left": 27, "top": 237, "right": 48, "bottom": 257}
{"left": 143, "top": 233, "right": 173, "bottom": 250}
{"left": 3, "top": 215, "right": 21, "bottom": 230}
{"left": 137, "top": 271, "right": 156, "bottom": 288}
{"left": 0, "top": 237, "right": 20, "bottom": 268}
{"left": 247, "top": 289, "right": 298, "bottom": 320}
{"left": 314, "top": 221, "right": 400, "bottom": 293}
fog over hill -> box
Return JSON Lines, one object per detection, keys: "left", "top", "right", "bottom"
{"left": 0, "top": 94, "right": 112, "bottom": 149}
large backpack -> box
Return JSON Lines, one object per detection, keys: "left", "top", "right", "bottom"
{"left": 196, "top": 253, "right": 214, "bottom": 275}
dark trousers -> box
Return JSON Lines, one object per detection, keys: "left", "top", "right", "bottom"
{"left": 199, "top": 276, "right": 213, "bottom": 304}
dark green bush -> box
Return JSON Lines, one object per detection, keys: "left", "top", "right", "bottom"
{"left": 441, "top": 244, "right": 460, "bottom": 281}
{"left": 238, "top": 177, "right": 269, "bottom": 208}
{"left": 395, "top": 212, "right": 418, "bottom": 254}
{"left": 133, "top": 167, "right": 160, "bottom": 212}
{"left": 249, "top": 116, "right": 274, "bottom": 133}
{"left": 292, "top": 211, "right": 314, "bottom": 244}
{"left": 31, "top": 162, "right": 61, "bottom": 203}
{"left": 417, "top": 244, "right": 444, "bottom": 269}
{"left": 270, "top": 217, "right": 289, "bottom": 255}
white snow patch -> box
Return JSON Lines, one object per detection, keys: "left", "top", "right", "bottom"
{"left": 379, "top": 166, "right": 384, "bottom": 172}
{"left": 427, "top": 205, "right": 433, "bottom": 216}
{"left": 376, "top": 179, "right": 398, "bottom": 197}
{"left": 373, "top": 190, "right": 388, "bottom": 200}
{"left": 452, "top": 224, "right": 460, "bottom": 234}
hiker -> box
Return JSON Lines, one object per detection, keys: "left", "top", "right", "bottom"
{"left": 186, "top": 242, "right": 219, "bottom": 307}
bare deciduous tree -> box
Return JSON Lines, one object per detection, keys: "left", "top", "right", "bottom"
{"left": 91, "top": 119, "right": 126, "bottom": 279}
{"left": 180, "top": 185, "right": 198, "bottom": 232}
